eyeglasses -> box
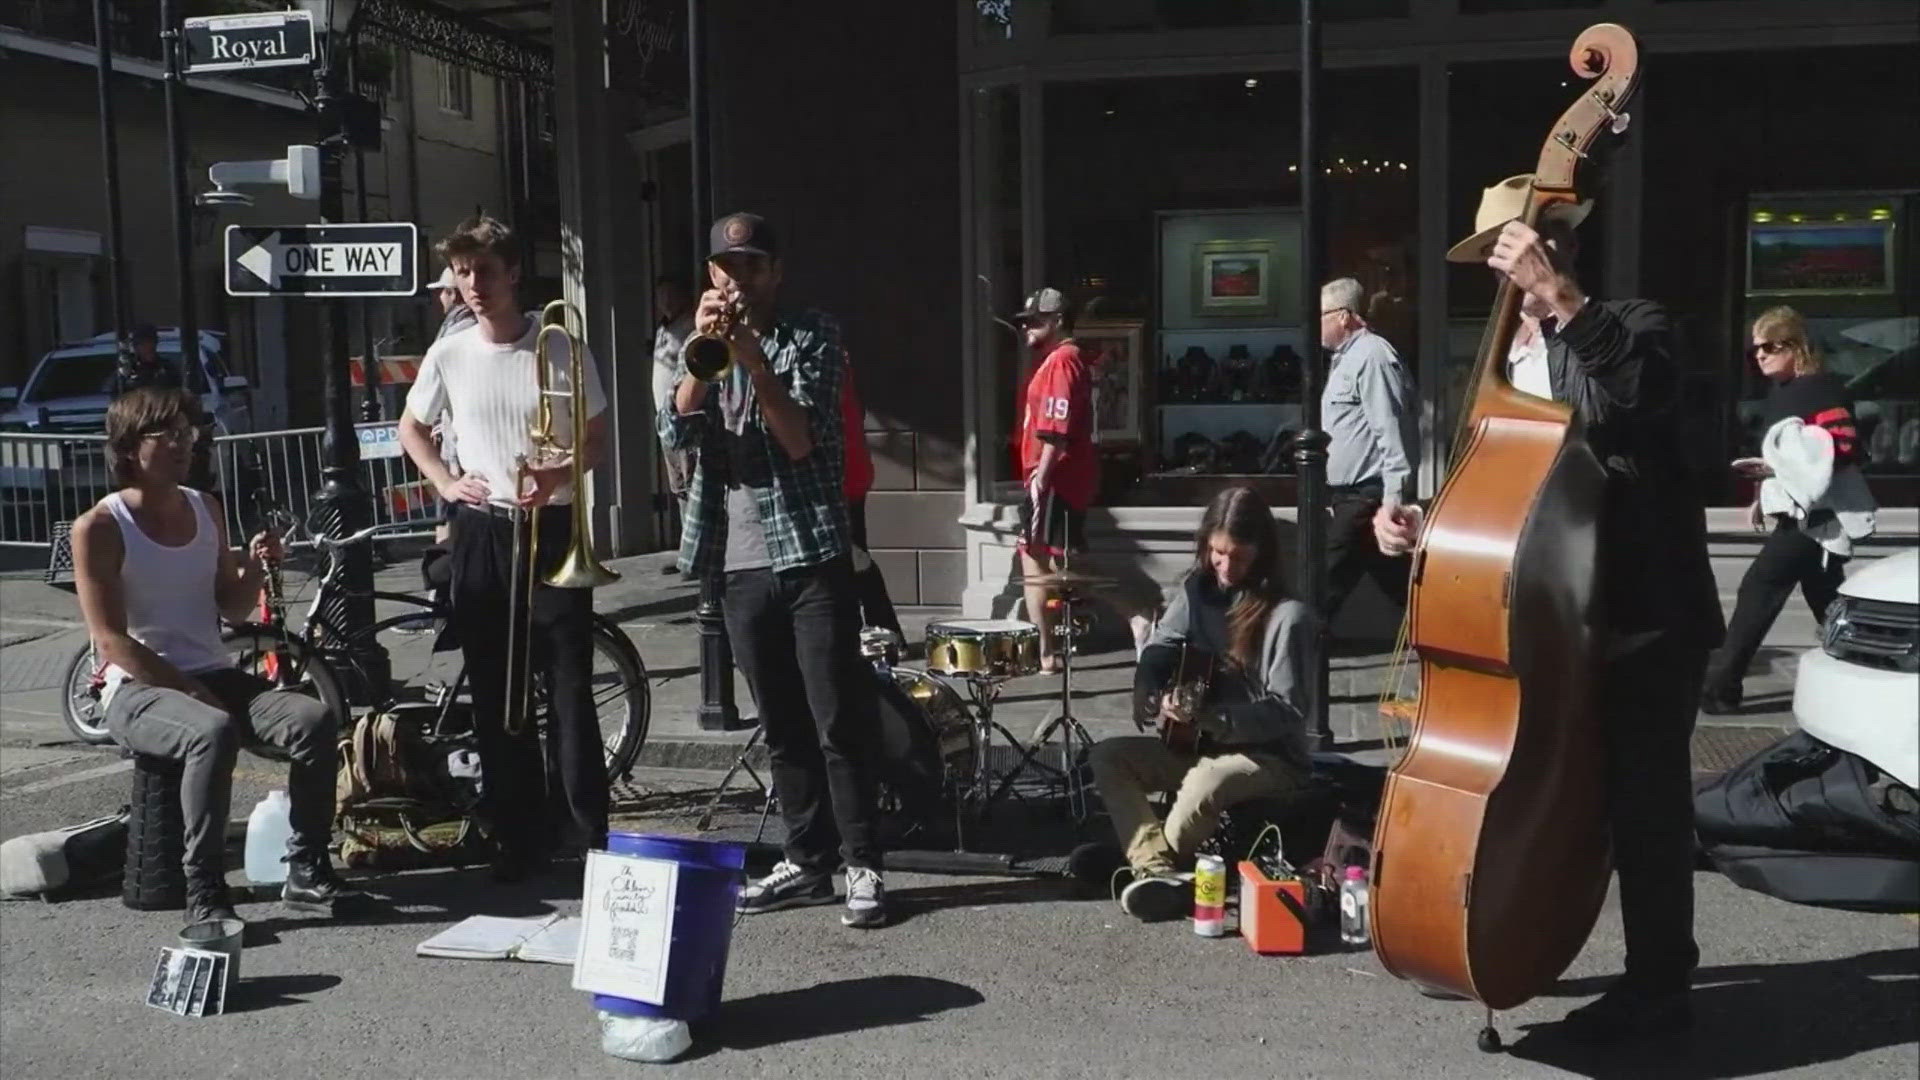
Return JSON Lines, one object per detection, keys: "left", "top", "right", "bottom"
{"left": 1752, "top": 339, "right": 1796, "bottom": 357}
{"left": 139, "top": 422, "right": 199, "bottom": 444}
{"left": 1320, "top": 306, "right": 1352, "bottom": 318}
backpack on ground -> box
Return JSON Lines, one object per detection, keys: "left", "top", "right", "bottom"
{"left": 334, "top": 707, "right": 483, "bottom": 870}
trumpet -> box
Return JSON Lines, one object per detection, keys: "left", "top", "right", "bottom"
{"left": 503, "top": 299, "right": 621, "bottom": 737}
{"left": 681, "top": 290, "right": 742, "bottom": 382}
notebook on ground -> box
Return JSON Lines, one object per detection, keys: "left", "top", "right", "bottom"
{"left": 416, "top": 914, "right": 582, "bottom": 965}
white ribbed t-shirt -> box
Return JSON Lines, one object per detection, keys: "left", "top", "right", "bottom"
{"left": 406, "top": 317, "right": 608, "bottom": 508}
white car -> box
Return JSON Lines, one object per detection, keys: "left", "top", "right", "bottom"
{"left": 1793, "top": 547, "right": 1920, "bottom": 789}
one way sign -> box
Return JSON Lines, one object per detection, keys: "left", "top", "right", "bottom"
{"left": 225, "top": 223, "right": 419, "bottom": 298}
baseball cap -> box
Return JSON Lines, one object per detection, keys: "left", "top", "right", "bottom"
{"left": 1010, "top": 287, "right": 1067, "bottom": 327}
{"left": 708, "top": 212, "right": 778, "bottom": 260}
{"left": 428, "top": 266, "right": 457, "bottom": 292}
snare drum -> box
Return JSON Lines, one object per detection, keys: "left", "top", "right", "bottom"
{"left": 924, "top": 619, "right": 1041, "bottom": 680}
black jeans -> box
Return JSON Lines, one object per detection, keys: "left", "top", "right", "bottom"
{"left": 1703, "top": 520, "right": 1847, "bottom": 702}
{"left": 724, "top": 553, "right": 882, "bottom": 871}
{"left": 848, "top": 497, "right": 903, "bottom": 637}
{"left": 1325, "top": 483, "right": 1411, "bottom": 622}
{"left": 1601, "top": 640, "right": 1709, "bottom": 994}
{"left": 450, "top": 505, "right": 608, "bottom": 857}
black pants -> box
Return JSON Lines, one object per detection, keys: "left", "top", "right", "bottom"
{"left": 1703, "top": 520, "right": 1847, "bottom": 702}
{"left": 848, "top": 497, "right": 903, "bottom": 638}
{"left": 1601, "top": 640, "right": 1709, "bottom": 994}
{"left": 1325, "top": 483, "right": 1411, "bottom": 622}
{"left": 724, "top": 553, "right": 882, "bottom": 871}
{"left": 450, "top": 504, "right": 608, "bottom": 857}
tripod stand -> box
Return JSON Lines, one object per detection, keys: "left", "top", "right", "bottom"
{"left": 985, "top": 584, "right": 1097, "bottom": 821}
{"left": 695, "top": 724, "right": 778, "bottom": 843}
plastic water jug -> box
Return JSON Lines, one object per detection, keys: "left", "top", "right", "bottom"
{"left": 244, "top": 790, "right": 294, "bottom": 885}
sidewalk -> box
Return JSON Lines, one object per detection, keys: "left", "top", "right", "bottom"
{"left": 2, "top": 546, "right": 1806, "bottom": 775}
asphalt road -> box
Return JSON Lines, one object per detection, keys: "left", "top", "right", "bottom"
{"left": 1, "top": 743, "right": 1915, "bottom": 1080}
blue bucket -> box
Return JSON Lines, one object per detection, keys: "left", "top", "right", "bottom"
{"left": 592, "top": 832, "right": 747, "bottom": 1022}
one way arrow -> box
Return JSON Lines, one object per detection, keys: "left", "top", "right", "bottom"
{"left": 236, "top": 231, "right": 284, "bottom": 287}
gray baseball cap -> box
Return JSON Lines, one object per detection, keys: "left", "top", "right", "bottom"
{"left": 1010, "top": 287, "right": 1067, "bottom": 326}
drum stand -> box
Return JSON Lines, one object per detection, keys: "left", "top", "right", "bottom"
{"left": 695, "top": 725, "right": 777, "bottom": 844}
{"left": 984, "top": 588, "right": 1095, "bottom": 821}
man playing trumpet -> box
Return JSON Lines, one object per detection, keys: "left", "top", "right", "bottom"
{"left": 398, "top": 216, "right": 611, "bottom": 881}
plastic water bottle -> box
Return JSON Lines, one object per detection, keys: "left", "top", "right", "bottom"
{"left": 244, "top": 790, "right": 294, "bottom": 885}
{"left": 1339, "top": 865, "right": 1371, "bottom": 947}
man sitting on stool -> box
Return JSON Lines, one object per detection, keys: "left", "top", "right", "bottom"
{"left": 72, "top": 387, "right": 357, "bottom": 926}
{"left": 1088, "top": 487, "right": 1316, "bottom": 921}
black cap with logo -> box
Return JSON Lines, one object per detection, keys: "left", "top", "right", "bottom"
{"left": 708, "top": 212, "right": 779, "bottom": 260}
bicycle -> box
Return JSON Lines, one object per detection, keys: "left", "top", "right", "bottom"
{"left": 61, "top": 514, "right": 651, "bottom": 782}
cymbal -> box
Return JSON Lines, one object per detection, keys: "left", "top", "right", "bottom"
{"left": 1020, "top": 569, "right": 1117, "bottom": 593}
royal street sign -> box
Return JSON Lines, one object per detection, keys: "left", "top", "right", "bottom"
{"left": 184, "top": 10, "right": 316, "bottom": 74}
{"left": 225, "top": 223, "right": 420, "bottom": 298}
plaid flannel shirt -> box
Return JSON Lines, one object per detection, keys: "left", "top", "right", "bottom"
{"left": 657, "top": 308, "right": 850, "bottom": 576}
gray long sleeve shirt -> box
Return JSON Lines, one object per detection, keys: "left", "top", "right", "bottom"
{"left": 1322, "top": 327, "right": 1418, "bottom": 502}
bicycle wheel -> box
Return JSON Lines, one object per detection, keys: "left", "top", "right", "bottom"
{"left": 60, "top": 639, "right": 114, "bottom": 745}
{"left": 222, "top": 623, "right": 350, "bottom": 731}
{"left": 533, "top": 618, "right": 650, "bottom": 782}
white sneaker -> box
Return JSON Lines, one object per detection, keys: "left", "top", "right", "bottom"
{"left": 841, "top": 866, "right": 887, "bottom": 929}
{"left": 737, "top": 860, "right": 835, "bottom": 914}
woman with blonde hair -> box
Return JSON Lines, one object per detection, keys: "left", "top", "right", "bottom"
{"left": 1703, "top": 305, "right": 1876, "bottom": 713}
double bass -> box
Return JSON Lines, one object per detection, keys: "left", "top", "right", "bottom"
{"left": 1368, "top": 23, "right": 1642, "bottom": 1047}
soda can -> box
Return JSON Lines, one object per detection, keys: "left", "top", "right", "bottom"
{"left": 1193, "top": 853, "right": 1226, "bottom": 937}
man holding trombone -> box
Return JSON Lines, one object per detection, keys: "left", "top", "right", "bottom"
{"left": 398, "top": 216, "right": 611, "bottom": 882}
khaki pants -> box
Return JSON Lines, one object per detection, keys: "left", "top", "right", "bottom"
{"left": 1089, "top": 736, "right": 1307, "bottom": 873}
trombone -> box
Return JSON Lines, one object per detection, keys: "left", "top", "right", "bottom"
{"left": 503, "top": 299, "right": 621, "bottom": 737}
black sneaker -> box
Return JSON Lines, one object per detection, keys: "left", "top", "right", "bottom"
{"left": 1118, "top": 871, "right": 1191, "bottom": 922}
{"left": 737, "top": 860, "right": 836, "bottom": 914}
{"left": 1559, "top": 985, "right": 1693, "bottom": 1044}
{"left": 283, "top": 856, "right": 364, "bottom": 913}
{"left": 185, "top": 876, "right": 243, "bottom": 928}
{"left": 1699, "top": 691, "right": 1743, "bottom": 716}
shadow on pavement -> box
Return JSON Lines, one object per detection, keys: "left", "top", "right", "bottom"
{"left": 711, "top": 974, "right": 985, "bottom": 1052}
{"left": 882, "top": 876, "right": 1090, "bottom": 925}
{"left": 227, "top": 972, "right": 343, "bottom": 1013}
{"left": 1507, "top": 945, "right": 1919, "bottom": 1078}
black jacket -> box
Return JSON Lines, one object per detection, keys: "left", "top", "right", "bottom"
{"left": 1545, "top": 298, "right": 1725, "bottom": 651}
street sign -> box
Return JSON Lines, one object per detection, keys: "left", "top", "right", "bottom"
{"left": 356, "top": 424, "right": 404, "bottom": 461}
{"left": 184, "top": 10, "right": 316, "bottom": 74}
{"left": 225, "top": 224, "right": 420, "bottom": 299}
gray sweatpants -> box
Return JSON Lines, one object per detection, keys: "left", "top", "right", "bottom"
{"left": 105, "top": 668, "right": 337, "bottom": 882}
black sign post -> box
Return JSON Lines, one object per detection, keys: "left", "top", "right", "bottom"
{"left": 223, "top": 223, "right": 419, "bottom": 298}
{"left": 183, "top": 10, "right": 316, "bottom": 74}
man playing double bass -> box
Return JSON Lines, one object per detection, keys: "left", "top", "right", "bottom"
{"left": 1376, "top": 176, "right": 1723, "bottom": 1044}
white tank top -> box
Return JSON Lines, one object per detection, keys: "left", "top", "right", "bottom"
{"left": 101, "top": 488, "right": 230, "bottom": 702}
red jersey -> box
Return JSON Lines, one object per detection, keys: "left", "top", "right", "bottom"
{"left": 1020, "top": 341, "right": 1098, "bottom": 509}
{"left": 842, "top": 359, "right": 873, "bottom": 501}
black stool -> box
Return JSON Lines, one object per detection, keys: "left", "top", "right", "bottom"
{"left": 123, "top": 753, "right": 187, "bottom": 911}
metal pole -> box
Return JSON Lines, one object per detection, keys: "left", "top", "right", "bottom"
{"left": 349, "top": 29, "right": 382, "bottom": 422}
{"left": 688, "top": 0, "right": 738, "bottom": 731}
{"left": 311, "top": 11, "right": 385, "bottom": 698}
{"left": 1294, "top": 0, "right": 1332, "bottom": 749}
{"left": 160, "top": 0, "right": 216, "bottom": 492}
{"left": 93, "top": 0, "right": 132, "bottom": 393}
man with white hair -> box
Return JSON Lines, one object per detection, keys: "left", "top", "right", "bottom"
{"left": 1316, "top": 276, "right": 1419, "bottom": 677}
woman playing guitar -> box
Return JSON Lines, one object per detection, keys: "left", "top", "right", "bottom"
{"left": 1087, "top": 486, "right": 1319, "bottom": 922}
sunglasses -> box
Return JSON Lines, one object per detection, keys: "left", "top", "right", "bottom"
{"left": 1752, "top": 339, "right": 1797, "bottom": 357}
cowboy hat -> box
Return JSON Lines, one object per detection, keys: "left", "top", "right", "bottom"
{"left": 1444, "top": 174, "right": 1592, "bottom": 264}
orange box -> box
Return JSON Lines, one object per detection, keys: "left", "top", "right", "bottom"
{"left": 1238, "top": 860, "right": 1308, "bottom": 955}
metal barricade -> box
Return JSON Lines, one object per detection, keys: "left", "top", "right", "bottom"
{"left": 0, "top": 424, "right": 439, "bottom": 550}
{"left": 0, "top": 432, "right": 115, "bottom": 547}
{"left": 212, "top": 423, "right": 441, "bottom": 542}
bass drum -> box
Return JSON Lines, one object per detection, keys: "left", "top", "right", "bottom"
{"left": 873, "top": 666, "right": 976, "bottom": 824}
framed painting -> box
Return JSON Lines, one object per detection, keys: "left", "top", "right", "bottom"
{"left": 1746, "top": 219, "right": 1896, "bottom": 296}
{"left": 1077, "top": 318, "right": 1144, "bottom": 445}
{"left": 1191, "top": 239, "right": 1279, "bottom": 317}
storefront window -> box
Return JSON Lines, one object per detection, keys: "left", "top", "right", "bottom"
{"left": 1037, "top": 67, "right": 1418, "bottom": 506}
{"left": 1050, "top": 0, "right": 1407, "bottom": 35}
{"left": 971, "top": 84, "right": 1025, "bottom": 496}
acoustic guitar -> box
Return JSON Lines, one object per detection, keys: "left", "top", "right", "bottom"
{"left": 1152, "top": 645, "right": 1216, "bottom": 754}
